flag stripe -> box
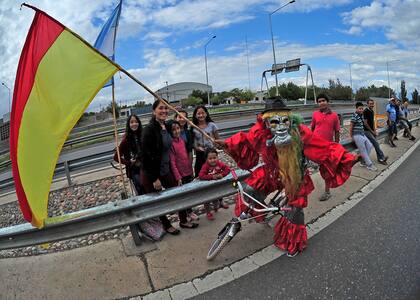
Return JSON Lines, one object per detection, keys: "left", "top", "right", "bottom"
{"left": 11, "top": 9, "right": 118, "bottom": 228}
{"left": 10, "top": 12, "right": 64, "bottom": 223}
{"left": 16, "top": 29, "right": 118, "bottom": 227}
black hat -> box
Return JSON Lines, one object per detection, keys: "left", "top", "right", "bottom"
{"left": 263, "top": 96, "right": 290, "bottom": 113}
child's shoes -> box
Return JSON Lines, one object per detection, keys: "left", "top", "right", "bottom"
{"left": 206, "top": 212, "right": 215, "bottom": 221}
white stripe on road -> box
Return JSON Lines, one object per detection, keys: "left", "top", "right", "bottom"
{"left": 136, "top": 138, "right": 420, "bottom": 300}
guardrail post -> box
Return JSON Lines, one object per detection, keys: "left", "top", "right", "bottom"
{"left": 64, "top": 160, "right": 73, "bottom": 186}
{"left": 129, "top": 223, "right": 143, "bottom": 246}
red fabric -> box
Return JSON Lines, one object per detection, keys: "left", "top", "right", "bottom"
{"left": 224, "top": 117, "right": 356, "bottom": 254}
{"left": 310, "top": 111, "right": 340, "bottom": 142}
{"left": 299, "top": 124, "right": 355, "bottom": 188}
{"left": 198, "top": 160, "right": 230, "bottom": 180}
{"left": 169, "top": 137, "right": 193, "bottom": 181}
{"left": 273, "top": 217, "right": 307, "bottom": 253}
{"left": 10, "top": 11, "right": 64, "bottom": 223}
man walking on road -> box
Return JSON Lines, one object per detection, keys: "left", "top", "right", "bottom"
{"left": 311, "top": 93, "right": 341, "bottom": 201}
{"left": 363, "top": 99, "right": 388, "bottom": 165}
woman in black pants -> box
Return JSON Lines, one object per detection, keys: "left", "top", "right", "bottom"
{"left": 141, "top": 100, "right": 190, "bottom": 235}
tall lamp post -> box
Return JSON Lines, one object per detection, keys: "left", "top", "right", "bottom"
{"left": 204, "top": 35, "right": 216, "bottom": 106}
{"left": 269, "top": 0, "right": 295, "bottom": 96}
{"left": 1, "top": 82, "right": 11, "bottom": 113}
{"left": 386, "top": 59, "right": 399, "bottom": 99}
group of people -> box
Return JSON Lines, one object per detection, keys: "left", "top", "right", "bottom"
{"left": 113, "top": 100, "right": 231, "bottom": 236}
{"left": 310, "top": 94, "right": 416, "bottom": 201}
{"left": 386, "top": 97, "right": 416, "bottom": 147}
{"left": 112, "top": 94, "right": 413, "bottom": 255}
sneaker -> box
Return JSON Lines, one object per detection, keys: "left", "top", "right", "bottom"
{"left": 319, "top": 191, "right": 331, "bottom": 202}
{"left": 378, "top": 159, "right": 387, "bottom": 165}
{"left": 188, "top": 212, "right": 199, "bottom": 221}
{"left": 287, "top": 251, "right": 300, "bottom": 258}
{"left": 360, "top": 161, "right": 366, "bottom": 167}
{"left": 366, "top": 165, "right": 378, "bottom": 171}
{"left": 409, "top": 136, "right": 416, "bottom": 141}
{"left": 206, "top": 212, "right": 215, "bottom": 221}
{"left": 220, "top": 202, "right": 229, "bottom": 209}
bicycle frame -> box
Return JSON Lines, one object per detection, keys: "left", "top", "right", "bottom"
{"left": 231, "top": 169, "right": 290, "bottom": 218}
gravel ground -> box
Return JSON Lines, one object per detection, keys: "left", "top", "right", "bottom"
{"left": 0, "top": 152, "right": 238, "bottom": 259}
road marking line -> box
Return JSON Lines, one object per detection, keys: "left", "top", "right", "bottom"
{"left": 136, "top": 137, "right": 419, "bottom": 300}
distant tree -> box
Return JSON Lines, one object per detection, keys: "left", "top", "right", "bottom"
{"left": 133, "top": 100, "right": 147, "bottom": 108}
{"left": 355, "top": 84, "right": 393, "bottom": 101}
{"left": 400, "top": 80, "right": 408, "bottom": 101}
{"left": 328, "top": 78, "right": 352, "bottom": 100}
{"left": 183, "top": 96, "right": 203, "bottom": 107}
{"left": 190, "top": 90, "right": 207, "bottom": 103}
{"left": 104, "top": 101, "right": 121, "bottom": 118}
{"left": 412, "top": 89, "right": 419, "bottom": 104}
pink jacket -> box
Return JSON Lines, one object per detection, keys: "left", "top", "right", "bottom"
{"left": 169, "top": 137, "right": 193, "bottom": 181}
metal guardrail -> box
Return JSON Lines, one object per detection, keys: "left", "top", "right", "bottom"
{"left": 0, "top": 112, "right": 354, "bottom": 191}
{"left": 0, "top": 103, "right": 355, "bottom": 158}
{"left": 0, "top": 116, "right": 419, "bottom": 250}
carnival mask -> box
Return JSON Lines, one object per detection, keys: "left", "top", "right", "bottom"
{"left": 265, "top": 115, "right": 292, "bottom": 148}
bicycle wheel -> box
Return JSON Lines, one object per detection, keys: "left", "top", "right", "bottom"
{"left": 206, "top": 224, "right": 234, "bottom": 261}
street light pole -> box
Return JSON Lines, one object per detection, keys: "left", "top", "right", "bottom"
{"left": 1, "top": 82, "right": 11, "bottom": 113}
{"left": 386, "top": 61, "right": 391, "bottom": 99}
{"left": 348, "top": 63, "right": 353, "bottom": 101}
{"left": 204, "top": 35, "right": 216, "bottom": 106}
{"left": 386, "top": 59, "right": 400, "bottom": 99}
{"left": 269, "top": 0, "right": 295, "bottom": 97}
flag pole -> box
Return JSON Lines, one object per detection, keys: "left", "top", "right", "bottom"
{"left": 109, "top": 1, "right": 128, "bottom": 198}
{"left": 111, "top": 81, "right": 129, "bottom": 198}
{"left": 21, "top": 3, "right": 214, "bottom": 143}
{"left": 118, "top": 69, "right": 215, "bottom": 142}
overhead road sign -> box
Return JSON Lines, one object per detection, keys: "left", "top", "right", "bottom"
{"left": 285, "top": 58, "right": 301, "bottom": 73}
{"left": 271, "top": 63, "right": 286, "bottom": 75}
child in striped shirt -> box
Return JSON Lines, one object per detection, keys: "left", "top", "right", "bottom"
{"left": 350, "top": 102, "right": 377, "bottom": 171}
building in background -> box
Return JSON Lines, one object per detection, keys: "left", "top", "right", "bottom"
{"left": 155, "top": 82, "right": 212, "bottom": 105}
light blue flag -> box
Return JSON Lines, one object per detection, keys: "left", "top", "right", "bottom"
{"left": 94, "top": 0, "right": 122, "bottom": 87}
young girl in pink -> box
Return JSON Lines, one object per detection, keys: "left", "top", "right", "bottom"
{"left": 199, "top": 148, "right": 230, "bottom": 220}
{"left": 168, "top": 120, "right": 199, "bottom": 229}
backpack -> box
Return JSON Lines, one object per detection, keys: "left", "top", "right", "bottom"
{"left": 138, "top": 218, "right": 166, "bottom": 241}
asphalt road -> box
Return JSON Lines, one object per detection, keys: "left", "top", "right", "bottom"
{"left": 194, "top": 146, "right": 420, "bottom": 300}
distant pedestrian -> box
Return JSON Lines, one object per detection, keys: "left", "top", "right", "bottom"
{"left": 113, "top": 114, "right": 144, "bottom": 195}
{"left": 167, "top": 120, "right": 199, "bottom": 229}
{"left": 351, "top": 102, "right": 377, "bottom": 171}
{"left": 386, "top": 98, "right": 398, "bottom": 147}
{"left": 199, "top": 148, "right": 230, "bottom": 220}
{"left": 363, "top": 99, "right": 388, "bottom": 165}
{"left": 191, "top": 105, "right": 220, "bottom": 177}
{"left": 310, "top": 93, "right": 341, "bottom": 201}
{"left": 399, "top": 100, "right": 416, "bottom": 141}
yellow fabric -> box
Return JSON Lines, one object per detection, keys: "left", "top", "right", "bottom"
{"left": 262, "top": 111, "right": 290, "bottom": 119}
{"left": 17, "top": 30, "right": 118, "bottom": 228}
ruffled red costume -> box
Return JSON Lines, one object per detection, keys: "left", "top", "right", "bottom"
{"left": 225, "top": 115, "right": 355, "bottom": 254}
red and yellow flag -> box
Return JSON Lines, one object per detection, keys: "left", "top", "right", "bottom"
{"left": 10, "top": 6, "right": 118, "bottom": 228}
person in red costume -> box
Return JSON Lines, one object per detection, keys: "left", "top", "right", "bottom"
{"left": 215, "top": 97, "right": 359, "bottom": 257}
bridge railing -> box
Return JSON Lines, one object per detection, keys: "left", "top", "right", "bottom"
{"left": 0, "top": 116, "right": 418, "bottom": 250}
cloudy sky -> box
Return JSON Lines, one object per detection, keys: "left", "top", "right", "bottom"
{"left": 1, "top": 0, "right": 420, "bottom": 116}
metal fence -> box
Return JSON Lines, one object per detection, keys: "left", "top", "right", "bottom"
{"left": 0, "top": 116, "right": 418, "bottom": 250}
{"left": 0, "top": 111, "right": 356, "bottom": 191}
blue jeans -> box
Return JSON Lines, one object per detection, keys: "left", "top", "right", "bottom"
{"left": 364, "top": 131, "right": 385, "bottom": 161}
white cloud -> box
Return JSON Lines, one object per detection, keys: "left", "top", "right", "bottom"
{"left": 342, "top": 0, "right": 420, "bottom": 46}
{"left": 2, "top": 0, "right": 420, "bottom": 116}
